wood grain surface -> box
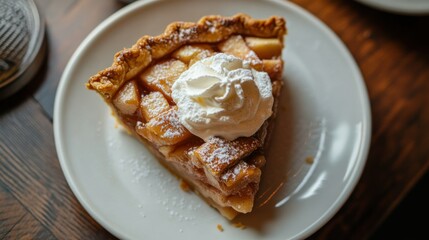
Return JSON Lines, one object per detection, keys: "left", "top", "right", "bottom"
{"left": 0, "top": 0, "right": 428, "bottom": 239}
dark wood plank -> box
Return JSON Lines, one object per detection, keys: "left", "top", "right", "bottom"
{"left": 288, "top": 0, "right": 429, "bottom": 239}
{"left": 0, "top": 183, "right": 26, "bottom": 239}
{"left": 0, "top": 98, "right": 116, "bottom": 239}
{"left": 33, "top": 0, "right": 125, "bottom": 119}
{"left": 2, "top": 213, "right": 57, "bottom": 240}
{"left": 372, "top": 173, "right": 429, "bottom": 239}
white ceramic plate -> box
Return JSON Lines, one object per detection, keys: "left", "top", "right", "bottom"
{"left": 54, "top": 0, "right": 371, "bottom": 239}
{"left": 356, "top": 0, "right": 429, "bottom": 15}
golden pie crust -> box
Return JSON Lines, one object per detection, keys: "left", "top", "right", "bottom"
{"left": 87, "top": 13, "right": 286, "bottom": 220}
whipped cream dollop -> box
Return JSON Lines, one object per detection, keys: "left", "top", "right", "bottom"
{"left": 171, "top": 53, "right": 273, "bottom": 141}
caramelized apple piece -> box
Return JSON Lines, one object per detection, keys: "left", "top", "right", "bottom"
{"left": 247, "top": 154, "right": 266, "bottom": 168}
{"left": 192, "top": 137, "right": 261, "bottom": 178}
{"left": 140, "top": 91, "right": 170, "bottom": 122}
{"left": 226, "top": 188, "right": 255, "bottom": 213}
{"left": 113, "top": 80, "right": 140, "bottom": 115}
{"left": 221, "top": 161, "right": 261, "bottom": 190}
{"left": 163, "top": 138, "right": 204, "bottom": 164}
{"left": 140, "top": 59, "right": 187, "bottom": 101}
{"left": 172, "top": 44, "right": 214, "bottom": 65}
{"left": 245, "top": 37, "right": 282, "bottom": 59}
{"left": 218, "top": 35, "right": 262, "bottom": 70}
{"left": 189, "top": 52, "right": 216, "bottom": 66}
{"left": 136, "top": 107, "right": 192, "bottom": 146}
{"left": 262, "top": 59, "right": 283, "bottom": 80}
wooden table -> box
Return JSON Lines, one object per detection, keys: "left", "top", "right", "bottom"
{"left": 1, "top": 0, "right": 428, "bottom": 239}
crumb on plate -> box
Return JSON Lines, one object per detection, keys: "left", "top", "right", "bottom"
{"left": 305, "top": 156, "right": 314, "bottom": 164}
{"left": 233, "top": 222, "right": 246, "bottom": 229}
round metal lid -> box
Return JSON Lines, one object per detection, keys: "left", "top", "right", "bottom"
{"left": 0, "top": 0, "right": 45, "bottom": 100}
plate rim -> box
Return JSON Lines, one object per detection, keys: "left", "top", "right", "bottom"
{"left": 356, "top": 0, "right": 429, "bottom": 15}
{"left": 53, "top": 0, "right": 372, "bottom": 239}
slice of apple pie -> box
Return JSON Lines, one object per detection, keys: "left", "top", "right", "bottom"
{"left": 87, "top": 14, "right": 286, "bottom": 219}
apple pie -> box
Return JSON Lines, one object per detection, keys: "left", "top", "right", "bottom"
{"left": 87, "top": 14, "right": 286, "bottom": 219}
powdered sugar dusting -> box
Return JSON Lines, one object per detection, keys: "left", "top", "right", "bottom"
{"left": 205, "top": 20, "right": 217, "bottom": 33}
{"left": 115, "top": 150, "right": 202, "bottom": 222}
{"left": 221, "top": 161, "right": 247, "bottom": 182}
{"left": 195, "top": 137, "right": 260, "bottom": 175}
{"left": 117, "top": 153, "right": 159, "bottom": 183}
{"left": 141, "top": 91, "right": 170, "bottom": 120}
{"left": 208, "top": 146, "right": 238, "bottom": 170}
{"left": 178, "top": 27, "right": 196, "bottom": 41}
{"left": 243, "top": 50, "right": 263, "bottom": 66}
{"left": 151, "top": 108, "right": 187, "bottom": 138}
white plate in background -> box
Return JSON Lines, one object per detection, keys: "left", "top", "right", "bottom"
{"left": 54, "top": 0, "right": 371, "bottom": 239}
{"left": 356, "top": 0, "right": 429, "bottom": 15}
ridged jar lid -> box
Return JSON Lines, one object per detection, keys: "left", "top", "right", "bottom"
{"left": 0, "top": 0, "right": 45, "bottom": 100}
